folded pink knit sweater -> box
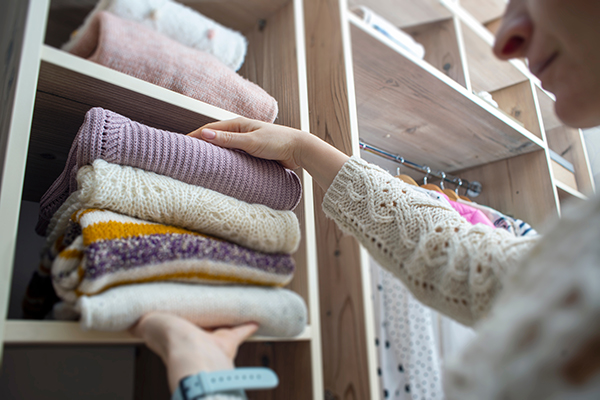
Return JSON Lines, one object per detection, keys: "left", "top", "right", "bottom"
{"left": 68, "top": 11, "right": 278, "bottom": 122}
{"left": 36, "top": 107, "right": 302, "bottom": 235}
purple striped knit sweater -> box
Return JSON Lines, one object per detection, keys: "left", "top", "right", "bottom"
{"left": 36, "top": 107, "right": 302, "bottom": 235}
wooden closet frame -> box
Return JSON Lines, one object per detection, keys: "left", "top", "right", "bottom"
{"left": 303, "top": 0, "right": 595, "bottom": 398}
{"left": 2, "top": 0, "right": 597, "bottom": 399}
{"left": 0, "top": 0, "right": 324, "bottom": 398}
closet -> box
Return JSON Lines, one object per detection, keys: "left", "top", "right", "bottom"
{"left": 303, "top": 0, "right": 595, "bottom": 398}
{"left": 0, "top": 0, "right": 323, "bottom": 399}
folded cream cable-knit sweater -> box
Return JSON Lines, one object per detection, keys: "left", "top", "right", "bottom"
{"left": 323, "top": 157, "right": 600, "bottom": 399}
{"left": 45, "top": 159, "right": 300, "bottom": 255}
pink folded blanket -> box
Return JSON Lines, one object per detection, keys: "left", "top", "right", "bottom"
{"left": 68, "top": 11, "right": 278, "bottom": 122}
{"left": 36, "top": 107, "right": 302, "bottom": 235}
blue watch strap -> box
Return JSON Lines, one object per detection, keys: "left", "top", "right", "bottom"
{"left": 172, "top": 368, "right": 278, "bottom": 400}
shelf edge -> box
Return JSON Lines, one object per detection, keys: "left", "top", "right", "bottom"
{"left": 41, "top": 45, "right": 240, "bottom": 122}
{"left": 4, "top": 320, "right": 313, "bottom": 345}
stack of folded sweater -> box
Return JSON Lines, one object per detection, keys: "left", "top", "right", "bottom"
{"left": 26, "top": 107, "right": 307, "bottom": 338}
{"left": 62, "top": 0, "right": 278, "bottom": 122}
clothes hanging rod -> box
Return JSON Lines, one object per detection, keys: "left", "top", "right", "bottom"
{"left": 359, "top": 140, "right": 482, "bottom": 197}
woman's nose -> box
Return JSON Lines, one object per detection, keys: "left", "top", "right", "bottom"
{"left": 493, "top": 13, "right": 533, "bottom": 60}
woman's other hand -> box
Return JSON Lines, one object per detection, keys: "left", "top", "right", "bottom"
{"left": 131, "top": 312, "right": 258, "bottom": 393}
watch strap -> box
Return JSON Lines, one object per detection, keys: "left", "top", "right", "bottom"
{"left": 173, "top": 368, "right": 278, "bottom": 400}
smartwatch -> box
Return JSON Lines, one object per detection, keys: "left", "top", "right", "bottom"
{"left": 172, "top": 367, "right": 279, "bottom": 400}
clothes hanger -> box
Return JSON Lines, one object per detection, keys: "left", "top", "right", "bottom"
{"left": 439, "top": 172, "right": 459, "bottom": 201}
{"left": 394, "top": 167, "right": 418, "bottom": 186}
{"left": 420, "top": 167, "right": 444, "bottom": 194}
{"left": 454, "top": 178, "right": 472, "bottom": 202}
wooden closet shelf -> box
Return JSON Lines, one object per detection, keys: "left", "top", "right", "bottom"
{"left": 22, "top": 46, "right": 239, "bottom": 202}
{"left": 3, "top": 320, "right": 313, "bottom": 345}
{"left": 458, "top": 0, "right": 507, "bottom": 24}
{"left": 348, "top": 17, "right": 543, "bottom": 174}
{"left": 347, "top": 0, "right": 452, "bottom": 28}
{"left": 461, "top": 21, "right": 528, "bottom": 93}
{"left": 555, "top": 180, "right": 587, "bottom": 201}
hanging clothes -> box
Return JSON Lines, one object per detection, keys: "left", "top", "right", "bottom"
{"left": 457, "top": 199, "right": 539, "bottom": 237}
{"left": 371, "top": 258, "right": 444, "bottom": 400}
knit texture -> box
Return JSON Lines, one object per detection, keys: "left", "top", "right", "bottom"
{"left": 51, "top": 209, "right": 295, "bottom": 302}
{"left": 62, "top": 0, "right": 247, "bottom": 71}
{"left": 37, "top": 107, "right": 301, "bottom": 235}
{"left": 82, "top": 160, "right": 300, "bottom": 253}
{"left": 444, "top": 193, "right": 600, "bottom": 399}
{"left": 57, "top": 282, "right": 307, "bottom": 337}
{"left": 66, "top": 12, "right": 277, "bottom": 121}
{"left": 322, "top": 156, "right": 538, "bottom": 326}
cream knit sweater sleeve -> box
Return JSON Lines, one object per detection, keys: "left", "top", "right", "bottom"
{"left": 322, "top": 157, "right": 538, "bottom": 326}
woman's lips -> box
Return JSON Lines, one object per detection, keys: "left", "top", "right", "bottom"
{"left": 530, "top": 52, "right": 558, "bottom": 79}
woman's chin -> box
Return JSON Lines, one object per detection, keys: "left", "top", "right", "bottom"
{"left": 554, "top": 90, "right": 600, "bottom": 129}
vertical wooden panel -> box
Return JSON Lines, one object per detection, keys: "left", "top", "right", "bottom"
{"left": 0, "top": 0, "right": 49, "bottom": 364}
{"left": 304, "top": 0, "right": 371, "bottom": 398}
{"left": 461, "top": 21, "right": 527, "bottom": 93}
{"left": 239, "top": 1, "right": 300, "bottom": 129}
{"left": 456, "top": 150, "right": 559, "bottom": 229}
{"left": 238, "top": 0, "right": 311, "bottom": 323}
{"left": 546, "top": 126, "right": 595, "bottom": 195}
{"left": 134, "top": 346, "right": 171, "bottom": 400}
{"left": 491, "top": 80, "right": 543, "bottom": 139}
{"left": 236, "top": 341, "right": 313, "bottom": 399}
{"left": 404, "top": 18, "right": 467, "bottom": 88}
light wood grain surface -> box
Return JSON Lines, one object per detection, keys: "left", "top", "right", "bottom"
{"left": 348, "top": 0, "right": 452, "bottom": 28}
{"left": 551, "top": 159, "right": 579, "bottom": 192}
{"left": 455, "top": 150, "right": 559, "bottom": 228}
{"left": 404, "top": 18, "right": 467, "bottom": 88}
{"left": 461, "top": 22, "right": 527, "bottom": 93}
{"left": 546, "top": 125, "right": 595, "bottom": 195}
{"left": 351, "top": 24, "right": 539, "bottom": 174}
{"left": 237, "top": 341, "right": 313, "bottom": 399}
{"left": 491, "top": 80, "right": 543, "bottom": 139}
{"left": 536, "top": 86, "right": 563, "bottom": 131}
{"left": 459, "top": 0, "right": 507, "bottom": 24}
{"left": 305, "top": 0, "right": 373, "bottom": 398}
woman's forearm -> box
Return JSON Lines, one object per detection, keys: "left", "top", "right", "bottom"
{"left": 296, "top": 132, "right": 350, "bottom": 191}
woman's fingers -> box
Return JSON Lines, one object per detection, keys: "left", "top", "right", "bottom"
{"left": 197, "top": 128, "right": 255, "bottom": 152}
{"left": 188, "top": 117, "right": 258, "bottom": 137}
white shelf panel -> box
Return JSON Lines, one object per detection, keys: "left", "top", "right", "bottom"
{"left": 4, "top": 320, "right": 313, "bottom": 345}
{"left": 41, "top": 45, "right": 238, "bottom": 122}
{"left": 555, "top": 180, "right": 588, "bottom": 201}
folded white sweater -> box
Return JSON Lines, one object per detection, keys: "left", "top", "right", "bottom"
{"left": 58, "top": 282, "right": 307, "bottom": 337}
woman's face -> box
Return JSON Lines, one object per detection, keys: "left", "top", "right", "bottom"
{"left": 494, "top": 0, "right": 600, "bottom": 128}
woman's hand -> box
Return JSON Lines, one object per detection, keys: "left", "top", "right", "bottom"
{"left": 188, "top": 117, "right": 350, "bottom": 191}
{"left": 188, "top": 117, "right": 304, "bottom": 170}
{"left": 131, "top": 312, "right": 258, "bottom": 393}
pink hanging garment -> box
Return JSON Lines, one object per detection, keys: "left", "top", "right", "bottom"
{"left": 448, "top": 200, "right": 495, "bottom": 227}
